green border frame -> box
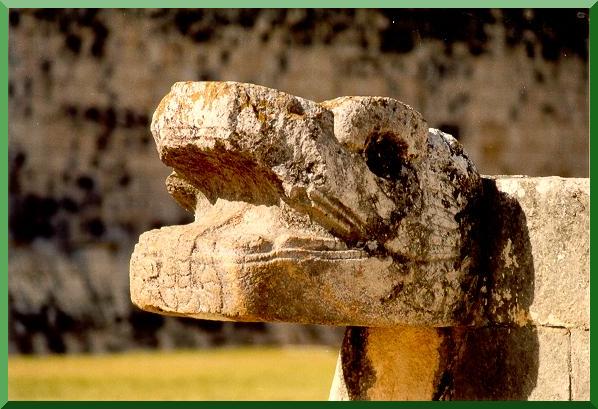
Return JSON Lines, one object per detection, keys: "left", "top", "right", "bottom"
{"left": 0, "top": 1, "right": 596, "bottom": 6}
{"left": 1, "top": 4, "right": 595, "bottom": 407}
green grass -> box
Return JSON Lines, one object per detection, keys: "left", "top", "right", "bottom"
{"left": 9, "top": 346, "right": 339, "bottom": 400}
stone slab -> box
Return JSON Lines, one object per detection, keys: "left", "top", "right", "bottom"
{"left": 482, "top": 176, "right": 589, "bottom": 329}
{"left": 331, "top": 324, "right": 574, "bottom": 400}
{"left": 528, "top": 326, "right": 571, "bottom": 400}
{"left": 571, "top": 329, "right": 590, "bottom": 400}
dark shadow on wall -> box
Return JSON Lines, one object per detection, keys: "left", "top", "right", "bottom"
{"left": 326, "top": 177, "right": 540, "bottom": 400}
{"left": 448, "top": 177, "right": 539, "bottom": 399}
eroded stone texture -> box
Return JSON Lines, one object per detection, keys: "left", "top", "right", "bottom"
{"left": 131, "top": 81, "right": 483, "bottom": 327}
{"left": 331, "top": 325, "right": 542, "bottom": 400}
{"left": 571, "top": 329, "right": 590, "bottom": 400}
{"left": 329, "top": 326, "right": 449, "bottom": 400}
{"left": 481, "top": 176, "right": 589, "bottom": 328}
{"left": 331, "top": 325, "right": 583, "bottom": 400}
{"left": 527, "top": 327, "right": 570, "bottom": 400}
{"left": 129, "top": 82, "right": 589, "bottom": 401}
{"left": 329, "top": 176, "right": 589, "bottom": 401}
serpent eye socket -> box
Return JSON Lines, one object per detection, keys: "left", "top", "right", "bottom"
{"left": 320, "top": 96, "right": 428, "bottom": 173}
{"left": 364, "top": 132, "right": 409, "bottom": 181}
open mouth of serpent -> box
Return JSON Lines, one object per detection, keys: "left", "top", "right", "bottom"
{"left": 143, "top": 126, "right": 383, "bottom": 267}
{"left": 129, "top": 177, "right": 382, "bottom": 322}
{"left": 128, "top": 135, "right": 385, "bottom": 322}
{"left": 134, "top": 173, "right": 371, "bottom": 272}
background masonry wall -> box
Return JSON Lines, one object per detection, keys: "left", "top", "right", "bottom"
{"left": 8, "top": 9, "right": 588, "bottom": 354}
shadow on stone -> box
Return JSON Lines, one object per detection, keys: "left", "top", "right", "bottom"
{"left": 331, "top": 177, "right": 540, "bottom": 400}
{"left": 451, "top": 326, "right": 539, "bottom": 399}
{"left": 449, "top": 177, "right": 539, "bottom": 400}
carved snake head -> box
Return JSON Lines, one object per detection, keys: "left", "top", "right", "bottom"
{"left": 130, "top": 81, "right": 482, "bottom": 327}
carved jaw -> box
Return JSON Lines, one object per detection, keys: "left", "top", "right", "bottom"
{"left": 130, "top": 81, "right": 482, "bottom": 327}
{"left": 130, "top": 198, "right": 392, "bottom": 325}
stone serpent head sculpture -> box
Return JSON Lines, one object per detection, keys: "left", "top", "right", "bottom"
{"left": 130, "top": 81, "right": 483, "bottom": 328}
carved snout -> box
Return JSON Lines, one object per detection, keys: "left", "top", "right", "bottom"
{"left": 150, "top": 82, "right": 427, "bottom": 248}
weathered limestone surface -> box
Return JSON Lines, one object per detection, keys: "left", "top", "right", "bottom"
{"left": 131, "top": 81, "right": 483, "bottom": 327}
{"left": 329, "top": 327, "right": 451, "bottom": 400}
{"left": 130, "top": 82, "right": 589, "bottom": 401}
{"left": 571, "top": 329, "right": 590, "bottom": 400}
{"left": 485, "top": 176, "right": 589, "bottom": 329}
{"left": 527, "top": 327, "right": 570, "bottom": 400}
{"left": 331, "top": 324, "right": 585, "bottom": 401}
{"left": 329, "top": 176, "right": 589, "bottom": 400}
{"left": 330, "top": 325, "right": 543, "bottom": 400}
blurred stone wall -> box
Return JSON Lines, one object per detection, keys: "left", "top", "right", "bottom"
{"left": 8, "top": 9, "right": 588, "bottom": 353}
